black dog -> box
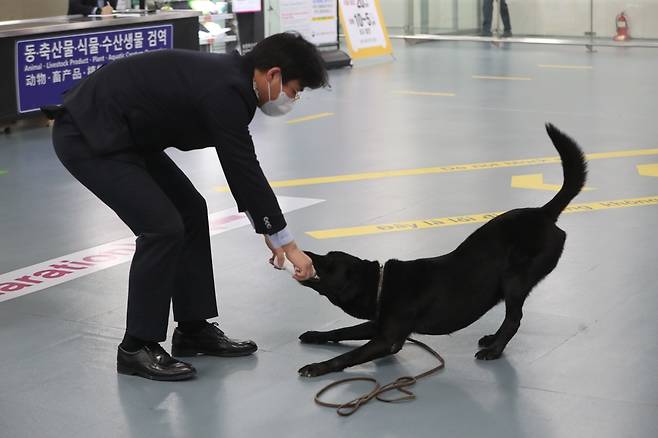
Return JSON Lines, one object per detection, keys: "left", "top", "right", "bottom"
{"left": 296, "top": 124, "right": 587, "bottom": 377}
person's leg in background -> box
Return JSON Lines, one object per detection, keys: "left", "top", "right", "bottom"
{"left": 51, "top": 111, "right": 196, "bottom": 380}
{"left": 481, "top": 0, "right": 494, "bottom": 36}
{"left": 500, "top": 0, "right": 512, "bottom": 36}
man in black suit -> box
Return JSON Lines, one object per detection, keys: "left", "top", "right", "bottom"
{"left": 68, "top": 0, "right": 117, "bottom": 16}
{"left": 49, "top": 33, "right": 328, "bottom": 381}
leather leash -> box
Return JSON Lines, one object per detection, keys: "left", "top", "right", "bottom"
{"left": 313, "top": 338, "right": 445, "bottom": 416}
{"left": 275, "top": 260, "right": 446, "bottom": 415}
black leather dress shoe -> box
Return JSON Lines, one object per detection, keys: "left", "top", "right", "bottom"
{"left": 117, "top": 344, "right": 197, "bottom": 381}
{"left": 171, "top": 322, "right": 257, "bottom": 357}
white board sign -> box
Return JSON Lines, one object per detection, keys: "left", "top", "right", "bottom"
{"left": 233, "top": 0, "right": 262, "bottom": 13}
{"left": 339, "top": 0, "right": 392, "bottom": 59}
{"left": 279, "top": 0, "right": 338, "bottom": 46}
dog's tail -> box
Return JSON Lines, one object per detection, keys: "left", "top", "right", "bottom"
{"left": 540, "top": 123, "right": 588, "bottom": 222}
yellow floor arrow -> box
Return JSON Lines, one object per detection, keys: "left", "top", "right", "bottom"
{"left": 637, "top": 163, "right": 658, "bottom": 177}
{"left": 511, "top": 173, "right": 593, "bottom": 191}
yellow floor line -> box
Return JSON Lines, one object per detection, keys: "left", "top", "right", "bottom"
{"left": 286, "top": 112, "right": 334, "bottom": 125}
{"left": 306, "top": 196, "right": 658, "bottom": 239}
{"left": 214, "top": 147, "right": 658, "bottom": 192}
{"left": 472, "top": 75, "right": 532, "bottom": 81}
{"left": 538, "top": 64, "right": 593, "bottom": 70}
{"left": 393, "top": 90, "right": 456, "bottom": 97}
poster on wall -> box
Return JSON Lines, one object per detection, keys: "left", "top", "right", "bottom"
{"left": 310, "top": 0, "right": 339, "bottom": 46}
{"left": 15, "top": 25, "right": 173, "bottom": 113}
{"left": 279, "top": 0, "right": 338, "bottom": 46}
{"left": 339, "top": 0, "right": 392, "bottom": 59}
{"left": 233, "top": 0, "right": 262, "bottom": 13}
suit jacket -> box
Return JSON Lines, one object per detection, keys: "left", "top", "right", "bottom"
{"left": 63, "top": 49, "right": 285, "bottom": 235}
{"left": 68, "top": 0, "right": 119, "bottom": 15}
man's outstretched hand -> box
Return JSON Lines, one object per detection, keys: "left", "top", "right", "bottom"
{"left": 265, "top": 237, "right": 314, "bottom": 281}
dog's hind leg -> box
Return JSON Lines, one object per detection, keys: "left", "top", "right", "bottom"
{"left": 477, "top": 229, "right": 566, "bottom": 359}
{"left": 299, "top": 321, "right": 377, "bottom": 344}
{"left": 475, "top": 275, "right": 529, "bottom": 360}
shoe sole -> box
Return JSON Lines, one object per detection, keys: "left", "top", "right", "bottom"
{"left": 171, "top": 347, "right": 257, "bottom": 358}
{"left": 117, "top": 364, "right": 197, "bottom": 381}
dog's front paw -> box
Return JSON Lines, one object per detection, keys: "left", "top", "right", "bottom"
{"left": 299, "top": 331, "right": 331, "bottom": 344}
{"left": 478, "top": 334, "right": 497, "bottom": 348}
{"left": 298, "top": 362, "right": 332, "bottom": 378}
{"left": 475, "top": 348, "right": 503, "bottom": 360}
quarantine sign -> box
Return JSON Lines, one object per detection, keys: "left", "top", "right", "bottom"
{"left": 339, "top": 0, "right": 392, "bottom": 60}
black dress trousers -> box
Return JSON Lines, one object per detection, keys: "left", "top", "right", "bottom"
{"left": 52, "top": 111, "right": 218, "bottom": 341}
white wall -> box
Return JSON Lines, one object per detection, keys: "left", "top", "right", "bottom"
{"left": 377, "top": 0, "right": 658, "bottom": 38}
{"left": 506, "top": 0, "right": 658, "bottom": 38}
{"left": 379, "top": 0, "right": 407, "bottom": 31}
{"left": 379, "top": 0, "right": 479, "bottom": 33}
{"left": 424, "top": 0, "right": 479, "bottom": 31}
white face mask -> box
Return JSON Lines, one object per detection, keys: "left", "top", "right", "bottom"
{"left": 259, "top": 76, "right": 295, "bottom": 117}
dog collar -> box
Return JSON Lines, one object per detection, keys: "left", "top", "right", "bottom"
{"left": 376, "top": 262, "right": 384, "bottom": 303}
{"left": 374, "top": 262, "right": 384, "bottom": 319}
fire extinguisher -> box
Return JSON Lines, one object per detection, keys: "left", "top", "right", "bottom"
{"left": 614, "top": 12, "right": 630, "bottom": 41}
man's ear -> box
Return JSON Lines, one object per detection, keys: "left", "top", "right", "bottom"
{"left": 265, "top": 67, "right": 282, "bottom": 82}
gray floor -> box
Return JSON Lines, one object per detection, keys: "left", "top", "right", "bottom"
{"left": 1, "top": 40, "right": 657, "bottom": 438}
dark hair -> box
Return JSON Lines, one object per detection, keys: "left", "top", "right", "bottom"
{"left": 246, "top": 32, "right": 329, "bottom": 89}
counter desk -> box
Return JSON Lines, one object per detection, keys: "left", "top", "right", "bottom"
{"left": 0, "top": 11, "right": 200, "bottom": 124}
